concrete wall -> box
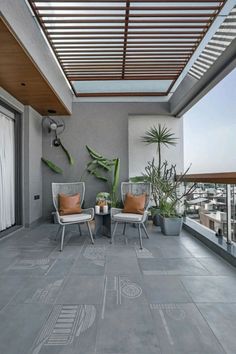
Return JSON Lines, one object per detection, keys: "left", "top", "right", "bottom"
{"left": 0, "top": 87, "right": 43, "bottom": 227}
{"left": 128, "top": 115, "right": 184, "bottom": 178}
{"left": 24, "top": 106, "right": 43, "bottom": 226}
{"left": 0, "top": 0, "right": 73, "bottom": 113}
{"left": 42, "top": 101, "right": 173, "bottom": 218}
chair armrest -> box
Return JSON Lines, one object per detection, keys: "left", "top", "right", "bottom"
{"left": 81, "top": 207, "right": 94, "bottom": 219}
{"left": 110, "top": 208, "right": 122, "bottom": 220}
{"left": 142, "top": 210, "right": 148, "bottom": 222}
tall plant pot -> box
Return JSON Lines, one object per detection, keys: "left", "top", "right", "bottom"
{"left": 160, "top": 215, "right": 183, "bottom": 236}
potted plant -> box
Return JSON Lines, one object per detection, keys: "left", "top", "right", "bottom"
{"left": 141, "top": 124, "right": 177, "bottom": 225}
{"left": 158, "top": 163, "right": 196, "bottom": 236}
{"left": 84, "top": 146, "right": 120, "bottom": 207}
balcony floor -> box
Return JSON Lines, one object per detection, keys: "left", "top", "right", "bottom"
{"left": 0, "top": 222, "right": 236, "bottom": 354}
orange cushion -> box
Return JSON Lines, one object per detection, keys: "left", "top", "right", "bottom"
{"left": 59, "top": 193, "right": 82, "bottom": 215}
{"left": 123, "top": 193, "right": 146, "bottom": 215}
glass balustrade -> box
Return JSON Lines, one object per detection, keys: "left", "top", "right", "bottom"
{"left": 184, "top": 182, "right": 236, "bottom": 244}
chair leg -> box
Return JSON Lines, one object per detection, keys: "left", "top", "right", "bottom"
{"left": 123, "top": 223, "right": 127, "bottom": 235}
{"left": 60, "top": 225, "right": 65, "bottom": 252}
{"left": 110, "top": 222, "right": 118, "bottom": 244}
{"left": 142, "top": 223, "right": 150, "bottom": 239}
{"left": 138, "top": 224, "right": 143, "bottom": 250}
{"left": 55, "top": 225, "right": 61, "bottom": 241}
{"left": 78, "top": 224, "right": 82, "bottom": 236}
{"left": 86, "top": 222, "right": 94, "bottom": 244}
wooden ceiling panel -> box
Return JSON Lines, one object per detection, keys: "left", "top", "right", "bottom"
{"left": 0, "top": 18, "right": 70, "bottom": 115}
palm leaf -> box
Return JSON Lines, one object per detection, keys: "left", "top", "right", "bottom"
{"left": 60, "top": 143, "right": 75, "bottom": 165}
{"left": 97, "top": 160, "right": 112, "bottom": 171}
{"left": 41, "top": 158, "right": 63, "bottom": 174}
{"left": 92, "top": 170, "right": 108, "bottom": 182}
{"left": 141, "top": 124, "right": 177, "bottom": 146}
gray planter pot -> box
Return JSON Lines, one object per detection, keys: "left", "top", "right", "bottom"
{"left": 160, "top": 215, "right": 183, "bottom": 236}
{"left": 153, "top": 213, "right": 161, "bottom": 226}
{"left": 150, "top": 208, "right": 160, "bottom": 226}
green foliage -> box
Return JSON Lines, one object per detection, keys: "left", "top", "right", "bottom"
{"left": 60, "top": 142, "right": 75, "bottom": 165}
{"left": 41, "top": 158, "right": 63, "bottom": 174}
{"left": 111, "top": 158, "right": 120, "bottom": 207}
{"left": 157, "top": 162, "right": 197, "bottom": 217}
{"left": 129, "top": 176, "right": 146, "bottom": 183}
{"left": 85, "top": 145, "right": 120, "bottom": 207}
{"left": 141, "top": 124, "right": 177, "bottom": 172}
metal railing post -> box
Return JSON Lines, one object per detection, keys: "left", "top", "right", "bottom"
{"left": 226, "top": 184, "right": 232, "bottom": 244}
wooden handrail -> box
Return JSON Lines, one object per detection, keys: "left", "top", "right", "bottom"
{"left": 181, "top": 172, "right": 236, "bottom": 184}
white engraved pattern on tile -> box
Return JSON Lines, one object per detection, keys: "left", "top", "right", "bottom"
{"left": 120, "top": 277, "right": 142, "bottom": 298}
{"left": 135, "top": 246, "right": 154, "bottom": 258}
{"left": 9, "top": 258, "right": 51, "bottom": 270}
{"left": 26, "top": 279, "right": 64, "bottom": 304}
{"left": 32, "top": 305, "right": 96, "bottom": 354}
{"left": 83, "top": 245, "right": 106, "bottom": 266}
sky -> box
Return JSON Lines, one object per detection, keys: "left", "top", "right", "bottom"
{"left": 184, "top": 68, "right": 236, "bottom": 174}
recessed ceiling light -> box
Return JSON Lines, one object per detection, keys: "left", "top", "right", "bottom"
{"left": 21, "top": 82, "right": 26, "bottom": 86}
{"left": 47, "top": 109, "right": 57, "bottom": 114}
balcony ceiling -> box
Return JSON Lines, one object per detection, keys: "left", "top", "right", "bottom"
{"left": 28, "top": 0, "right": 227, "bottom": 97}
{"left": 0, "top": 17, "right": 70, "bottom": 115}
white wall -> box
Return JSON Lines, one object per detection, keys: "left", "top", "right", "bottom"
{"left": 128, "top": 115, "right": 184, "bottom": 177}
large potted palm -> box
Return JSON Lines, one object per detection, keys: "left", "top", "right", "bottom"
{"left": 141, "top": 124, "right": 177, "bottom": 225}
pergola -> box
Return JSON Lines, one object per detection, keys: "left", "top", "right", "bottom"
{"left": 28, "top": 1, "right": 227, "bottom": 96}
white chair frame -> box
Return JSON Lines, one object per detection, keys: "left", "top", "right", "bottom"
{"left": 110, "top": 182, "right": 151, "bottom": 249}
{"left": 52, "top": 182, "right": 94, "bottom": 251}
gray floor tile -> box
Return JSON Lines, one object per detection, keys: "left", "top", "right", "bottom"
{"left": 29, "top": 304, "right": 98, "bottom": 354}
{"left": 181, "top": 276, "right": 236, "bottom": 303}
{"left": 106, "top": 255, "right": 141, "bottom": 275}
{"left": 197, "top": 256, "right": 236, "bottom": 276}
{"left": 135, "top": 245, "right": 164, "bottom": 259}
{"left": 197, "top": 303, "right": 236, "bottom": 354}
{"left": 0, "top": 303, "right": 52, "bottom": 354}
{"left": 164, "top": 258, "right": 210, "bottom": 275}
{"left": 56, "top": 275, "right": 105, "bottom": 304}
{"left": 45, "top": 258, "right": 75, "bottom": 277}
{"left": 0, "top": 255, "right": 18, "bottom": 274}
{"left": 180, "top": 240, "right": 218, "bottom": 258}
{"left": 11, "top": 276, "right": 66, "bottom": 305}
{"left": 96, "top": 303, "right": 161, "bottom": 354}
{"left": 4, "top": 257, "right": 57, "bottom": 276}
{"left": 72, "top": 258, "right": 105, "bottom": 275}
{"left": 139, "top": 257, "right": 209, "bottom": 276}
{"left": 150, "top": 303, "right": 225, "bottom": 354}
{"left": 0, "top": 275, "right": 30, "bottom": 309}
{"left": 143, "top": 275, "right": 192, "bottom": 304}
{"left": 50, "top": 244, "right": 82, "bottom": 260}
{"left": 107, "top": 245, "right": 137, "bottom": 258}
{"left": 71, "top": 244, "right": 106, "bottom": 275}
{"left": 138, "top": 258, "right": 167, "bottom": 275}
{"left": 0, "top": 222, "right": 236, "bottom": 353}
{"left": 103, "top": 274, "right": 147, "bottom": 308}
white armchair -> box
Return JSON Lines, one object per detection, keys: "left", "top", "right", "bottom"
{"left": 52, "top": 182, "right": 94, "bottom": 251}
{"left": 110, "top": 182, "right": 151, "bottom": 249}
